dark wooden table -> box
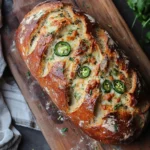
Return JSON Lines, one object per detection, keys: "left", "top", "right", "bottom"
{"left": 2, "top": 0, "right": 150, "bottom": 150}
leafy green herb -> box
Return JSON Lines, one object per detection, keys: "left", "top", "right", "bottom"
{"left": 84, "top": 54, "right": 89, "bottom": 59}
{"left": 46, "top": 54, "right": 54, "bottom": 61}
{"left": 127, "top": 0, "right": 150, "bottom": 27}
{"left": 71, "top": 84, "right": 76, "bottom": 89}
{"left": 88, "top": 54, "right": 92, "bottom": 57}
{"left": 110, "top": 68, "right": 119, "bottom": 76}
{"left": 69, "top": 57, "right": 74, "bottom": 61}
{"left": 74, "top": 19, "right": 81, "bottom": 25}
{"left": 89, "top": 90, "right": 92, "bottom": 95}
{"left": 145, "top": 31, "right": 150, "bottom": 43}
{"left": 37, "top": 104, "right": 42, "bottom": 110}
{"left": 109, "top": 99, "right": 112, "bottom": 103}
{"left": 99, "top": 39, "right": 105, "bottom": 51}
{"left": 26, "top": 71, "right": 31, "bottom": 78}
{"left": 61, "top": 128, "right": 68, "bottom": 133}
{"left": 60, "top": 13, "right": 64, "bottom": 17}
{"left": 82, "top": 39, "right": 89, "bottom": 44}
{"left": 127, "top": 0, "right": 150, "bottom": 28}
{"left": 94, "top": 147, "right": 98, "bottom": 150}
{"left": 51, "top": 104, "right": 56, "bottom": 108}
{"left": 57, "top": 116, "right": 63, "bottom": 120}
{"left": 84, "top": 54, "right": 92, "bottom": 60}
{"left": 107, "top": 24, "right": 112, "bottom": 29}
{"left": 68, "top": 29, "right": 74, "bottom": 35}
{"left": 100, "top": 71, "right": 105, "bottom": 78}
{"left": 46, "top": 31, "right": 55, "bottom": 37}
{"left": 114, "top": 123, "right": 118, "bottom": 132}
{"left": 74, "top": 92, "right": 81, "bottom": 100}
{"left": 114, "top": 103, "right": 123, "bottom": 110}
{"left": 127, "top": 0, "right": 150, "bottom": 43}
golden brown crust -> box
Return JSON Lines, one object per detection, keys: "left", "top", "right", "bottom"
{"left": 15, "top": 2, "right": 150, "bottom": 144}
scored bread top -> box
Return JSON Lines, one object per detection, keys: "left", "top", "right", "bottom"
{"left": 16, "top": 2, "right": 149, "bottom": 144}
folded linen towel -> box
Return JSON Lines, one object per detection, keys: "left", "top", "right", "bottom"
{"left": 0, "top": 48, "right": 22, "bottom": 150}
{"left": 0, "top": 78, "right": 39, "bottom": 130}
{"left": 0, "top": 36, "right": 39, "bottom": 150}
{"left": 0, "top": 92, "right": 21, "bottom": 150}
{"left": 0, "top": 92, "right": 13, "bottom": 147}
{"left": 0, "top": 0, "right": 39, "bottom": 148}
{"left": 0, "top": 127, "right": 21, "bottom": 150}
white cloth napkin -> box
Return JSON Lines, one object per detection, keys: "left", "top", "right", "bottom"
{"left": 0, "top": 50, "right": 21, "bottom": 150}
{"left": 0, "top": 41, "right": 39, "bottom": 149}
{"left": 0, "top": 94, "right": 21, "bottom": 150}
{"left": 0, "top": 78, "right": 39, "bottom": 130}
{"left": 0, "top": 0, "right": 39, "bottom": 148}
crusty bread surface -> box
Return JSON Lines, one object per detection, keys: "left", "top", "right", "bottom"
{"left": 15, "top": 2, "right": 150, "bottom": 144}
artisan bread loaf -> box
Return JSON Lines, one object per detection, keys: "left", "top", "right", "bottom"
{"left": 15, "top": 2, "right": 150, "bottom": 144}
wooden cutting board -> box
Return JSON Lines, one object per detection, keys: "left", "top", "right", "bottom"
{"left": 2, "top": 0, "right": 150, "bottom": 150}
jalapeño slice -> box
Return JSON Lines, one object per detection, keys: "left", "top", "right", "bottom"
{"left": 78, "top": 66, "right": 91, "bottom": 78}
{"left": 113, "top": 80, "right": 125, "bottom": 94}
{"left": 54, "top": 41, "right": 71, "bottom": 56}
{"left": 102, "top": 80, "right": 112, "bottom": 93}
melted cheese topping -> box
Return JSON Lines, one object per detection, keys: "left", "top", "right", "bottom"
{"left": 18, "top": 3, "right": 144, "bottom": 139}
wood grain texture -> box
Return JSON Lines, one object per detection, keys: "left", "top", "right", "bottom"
{"left": 1, "top": 0, "right": 150, "bottom": 150}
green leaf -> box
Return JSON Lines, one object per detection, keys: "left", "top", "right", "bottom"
{"left": 46, "top": 54, "right": 55, "bottom": 61}
{"left": 127, "top": 0, "right": 150, "bottom": 28}
{"left": 26, "top": 71, "right": 31, "bottom": 78}
{"left": 143, "top": 18, "right": 150, "bottom": 28}
{"left": 127, "top": 0, "right": 137, "bottom": 9}
{"left": 69, "top": 57, "right": 74, "bottom": 61}
{"left": 71, "top": 83, "right": 76, "bottom": 89}
{"left": 107, "top": 24, "right": 112, "bottom": 29}
{"left": 142, "top": 14, "right": 148, "bottom": 20}
{"left": 74, "top": 92, "right": 81, "bottom": 100}
{"left": 145, "top": 31, "right": 150, "bottom": 43}
{"left": 114, "top": 123, "right": 118, "bottom": 132}
{"left": 94, "top": 147, "right": 98, "bottom": 150}
{"left": 137, "top": 0, "right": 145, "bottom": 13}
{"left": 114, "top": 103, "right": 123, "bottom": 110}
{"left": 127, "top": 0, "right": 150, "bottom": 45}
{"left": 57, "top": 116, "right": 63, "bottom": 120}
{"left": 89, "top": 90, "right": 92, "bottom": 95}
{"left": 132, "top": 16, "right": 138, "bottom": 28}
{"left": 61, "top": 128, "right": 68, "bottom": 133}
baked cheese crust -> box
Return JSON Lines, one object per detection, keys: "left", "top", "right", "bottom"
{"left": 16, "top": 2, "right": 149, "bottom": 144}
